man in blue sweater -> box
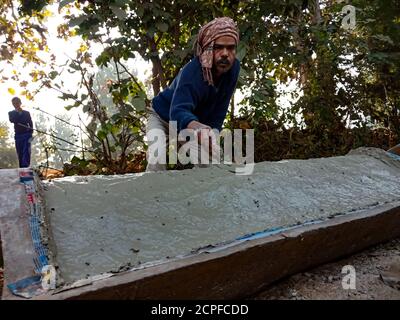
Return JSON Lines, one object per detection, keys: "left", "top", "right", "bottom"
{"left": 146, "top": 17, "right": 240, "bottom": 171}
{"left": 8, "top": 97, "right": 33, "bottom": 168}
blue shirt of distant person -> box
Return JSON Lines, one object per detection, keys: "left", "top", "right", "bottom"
{"left": 8, "top": 97, "right": 33, "bottom": 168}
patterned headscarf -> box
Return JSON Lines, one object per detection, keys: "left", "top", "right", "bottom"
{"left": 195, "top": 17, "right": 239, "bottom": 86}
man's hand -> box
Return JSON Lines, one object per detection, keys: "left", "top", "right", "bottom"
{"left": 187, "top": 120, "right": 210, "bottom": 131}
{"left": 187, "top": 120, "right": 220, "bottom": 157}
{"left": 186, "top": 121, "right": 221, "bottom": 163}
{"left": 187, "top": 120, "right": 213, "bottom": 145}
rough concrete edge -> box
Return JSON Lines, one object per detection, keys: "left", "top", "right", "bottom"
{"left": 0, "top": 169, "right": 28, "bottom": 300}
{"left": 29, "top": 200, "right": 400, "bottom": 300}
{"left": 0, "top": 170, "right": 57, "bottom": 300}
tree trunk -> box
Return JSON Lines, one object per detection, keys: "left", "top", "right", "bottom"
{"left": 148, "top": 36, "right": 167, "bottom": 96}
{"left": 311, "top": 0, "right": 322, "bottom": 25}
{"left": 293, "top": 10, "right": 308, "bottom": 87}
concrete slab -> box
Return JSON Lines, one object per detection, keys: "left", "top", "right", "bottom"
{"left": 43, "top": 148, "right": 400, "bottom": 285}
{"left": 1, "top": 147, "right": 400, "bottom": 299}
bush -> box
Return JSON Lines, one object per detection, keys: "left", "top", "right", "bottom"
{"left": 0, "top": 148, "right": 18, "bottom": 168}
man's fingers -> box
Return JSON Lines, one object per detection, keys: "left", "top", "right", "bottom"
{"left": 196, "top": 128, "right": 210, "bottom": 144}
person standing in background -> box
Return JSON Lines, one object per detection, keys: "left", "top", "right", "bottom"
{"left": 8, "top": 97, "right": 33, "bottom": 168}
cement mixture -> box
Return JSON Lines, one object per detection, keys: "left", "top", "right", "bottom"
{"left": 42, "top": 148, "right": 400, "bottom": 284}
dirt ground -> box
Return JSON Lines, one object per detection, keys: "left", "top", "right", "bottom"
{"left": 252, "top": 238, "right": 400, "bottom": 300}
{"left": 1, "top": 239, "right": 399, "bottom": 300}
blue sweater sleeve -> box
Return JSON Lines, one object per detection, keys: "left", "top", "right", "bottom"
{"left": 170, "top": 82, "right": 201, "bottom": 132}
{"left": 27, "top": 112, "right": 33, "bottom": 134}
{"left": 8, "top": 111, "right": 17, "bottom": 123}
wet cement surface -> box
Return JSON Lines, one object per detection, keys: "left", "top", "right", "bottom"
{"left": 42, "top": 148, "right": 400, "bottom": 284}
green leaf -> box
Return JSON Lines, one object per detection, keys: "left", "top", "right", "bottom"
{"left": 69, "top": 16, "right": 87, "bottom": 28}
{"left": 147, "top": 26, "right": 156, "bottom": 37}
{"left": 97, "top": 130, "right": 107, "bottom": 140}
{"left": 132, "top": 126, "right": 140, "bottom": 134}
{"left": 82, "top": 104, "right": 90, "bottom": 113}
{"left": 49, "top": 71, "right": 58, "bottom": 80}
{"left": 69, "top": 62, "right": 80, "bottom": 70}
{"left": 372, "top": 34, "right": 394, "bottom": 45}
{"left": 111, "top": 113, "right": 122, "bottom": 122}
{"left": 70, "top": 156, "right": 89, "bottom": 167}
{"left": 70, "top": 156, "right": 81, "bottom": 164}
{"left": 174, "top": 49, "right": 187, "bottom": 59}
{"left": 156, "top": 22, "right": 168, "bottom": 32}
{"left": 121, "top": 104, "right": 134, "bottom": 115}
{"left": 92, "top": 140, "right": 101, "bottom": 148}
{"left": 110, "top": 5, "right": 127, "bottom": 20}
{"left": 136, "top": 6, "right": 144, "bottom": 17}
{"left": 109, "top": 146, "right": 117, "bottom": 153}
{"left": 87, "top": 122, "right": 97, "bottom": 133}
{"left": 137, "top": 90, "right": 146, "bottom": 99}
{"left": 110, "top": 125, "right": 120, "bottom": 135}
{"left": 59, "top": 0, "right": 75, "bottom": 10}
{"left": 64, "top": 105, "right": 78, "bottom": 111}
{"left": 132, "top": 97, "right": 146, "bottom": 111}
{"left": 114, "top": 0, "right": 129, "bottom": 7}
{"left": 61, "top": 93, "right": 77, "bottom": 100}
{"left": 95, "top": 52, "right": 111, "bottom": 67}
{"left": 120, "top": 86, "right": 129, "bottom": 98}
{"left": 239, "top": 67, "right": 249, "bottom": 79}
{"left": 236, "top": 43, "right": 247, "bottom": 61}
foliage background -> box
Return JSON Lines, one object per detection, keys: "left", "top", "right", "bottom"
{"left": 0, "top": 0, "right": 399, "bottom": 173}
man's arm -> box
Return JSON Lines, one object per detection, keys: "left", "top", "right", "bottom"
{"left": 170, "top": 83, "right": 201, "bottom": 131}
{"left": 27, "top": 111, "right": 33, "bottom": 134}
{"left": 8, "top": 111, "right": 17, "bottom": 123}
{"left": 169, "top": 80, "right": 215, "bottom": 147}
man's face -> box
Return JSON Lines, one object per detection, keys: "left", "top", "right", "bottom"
{"left": 12, "top": 99, "right": 22, "bottom": 110}
{"left": 213, "top": 35, "right": 237, "bottom": 76}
